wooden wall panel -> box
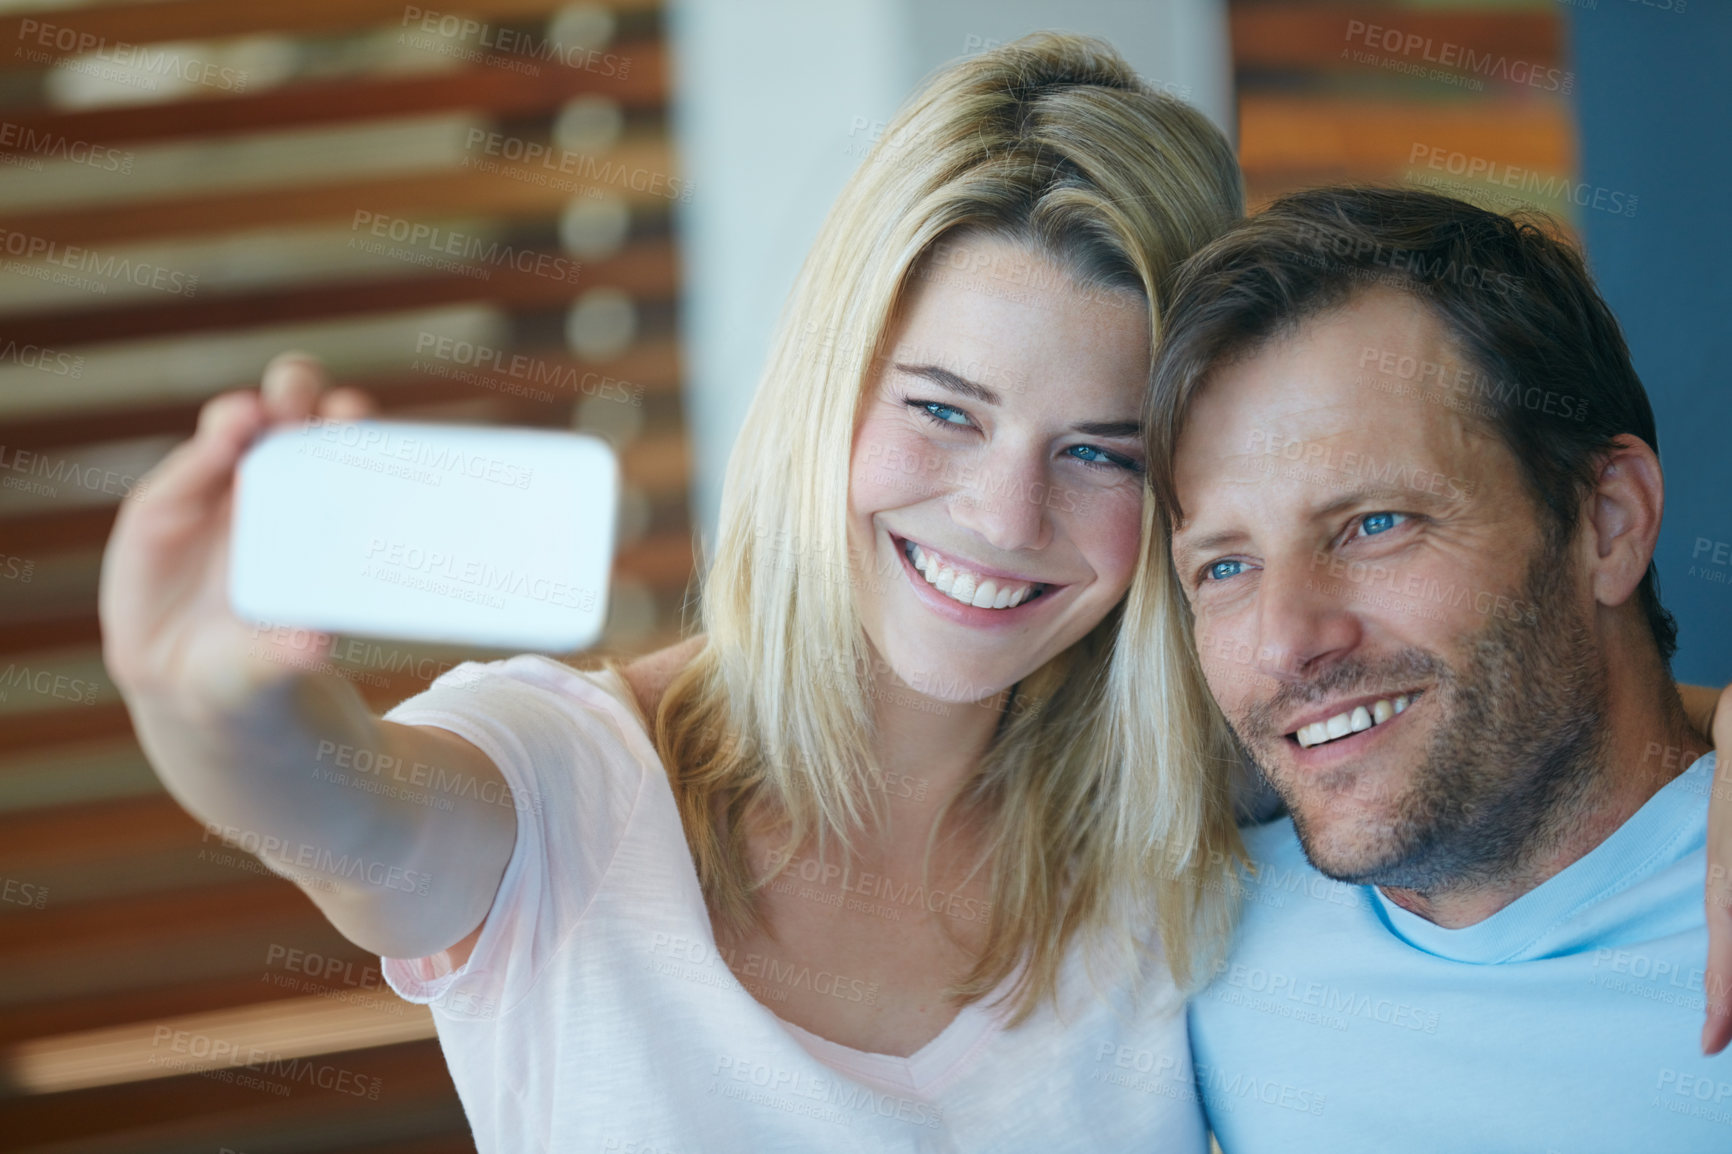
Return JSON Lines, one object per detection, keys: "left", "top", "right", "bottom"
{"left": 1231, "top": 0, "right": 1578, "bottom": 222}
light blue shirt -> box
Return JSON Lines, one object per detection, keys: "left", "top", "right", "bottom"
{"left": 1188, "top": 753, "right": 1730, "bottom": 1152}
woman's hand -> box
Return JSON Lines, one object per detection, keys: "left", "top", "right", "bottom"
{"left": 99, "top": 354, "right": 376, "bottom": 708}
{"left": 100, "top": 355, "right": 519, "bottom": 960}
{"left": 1683, "top": 681, "right": 1732, "bottom": 1054}
{"left": 1698, "top": 683, "right": 1732, "bottom": 1055}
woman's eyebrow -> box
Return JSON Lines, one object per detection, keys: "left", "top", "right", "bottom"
{"left": 894, "top": 363, "right": 1140, "bottom": 438}
{"left": 1071, "top": 419, "right": 1140, "bottom": 438}
{"left": 894, "top": 362, "right": 1001, "bottom": 405}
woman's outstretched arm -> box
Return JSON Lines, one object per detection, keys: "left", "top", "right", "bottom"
{"left": 98, "top": 355, "right": 517, "bottom": 960}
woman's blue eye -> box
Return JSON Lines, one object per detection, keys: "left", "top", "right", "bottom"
{"left": 1065, "top": 444, "right": 1140, "bottom": 472}
{"left": 1206, "top": 559, "right": 1244, "bottom": 582}
{"left": 1359, "top": 511, "right": 1408, "bottom": 537}
{"left": 918, "top": 401, "right": 970, "bottom": 426}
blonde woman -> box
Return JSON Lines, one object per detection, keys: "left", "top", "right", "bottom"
{"left": 101, "top": 34, "right": 1242, "bottom": 1153}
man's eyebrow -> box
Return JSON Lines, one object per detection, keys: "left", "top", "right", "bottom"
{"left": 1172, "top": 483, "right": 1459, "bottom": 569}
{"left": 894, "top": 363, "right": 1000, "bottom": 406}
{"left": 1313, "top": 486, "right": 1453, "bottom": 519}
{"left": 1171, "top": 528, "right": 1246, "bottom": 566}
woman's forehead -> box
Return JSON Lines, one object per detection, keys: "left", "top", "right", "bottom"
{"left": 888, "top": 264, "right": 1149, "bottom": 408}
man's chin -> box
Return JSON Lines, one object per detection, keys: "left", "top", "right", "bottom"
{"left": 1283, "top": 800, "right": 1413, "bottom": 884}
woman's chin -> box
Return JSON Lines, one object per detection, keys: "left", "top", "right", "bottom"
{"left": 869, "top": 649, "right": 1025, "bottom": 710}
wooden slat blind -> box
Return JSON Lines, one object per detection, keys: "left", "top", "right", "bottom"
{"left": 0, "top": 2, "right": 688, "bottom": 1149}
{"left": 1231, "top": 0, "right": 1576, "bottom": 219}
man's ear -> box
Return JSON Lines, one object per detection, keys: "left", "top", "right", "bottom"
{"left": 1581, "top": 433, "right": 1664, "bottom": 608}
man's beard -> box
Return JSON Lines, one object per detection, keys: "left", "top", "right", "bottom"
{"left": 1232, "top": 545, "right": 1610, "bottom": 892}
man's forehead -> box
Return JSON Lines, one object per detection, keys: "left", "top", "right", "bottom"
{"left": 1176, "top": 292, "right": 1475, "bottom": 468}
{"left": 1166, "top": 289, "right": 1512, "bottom": 551}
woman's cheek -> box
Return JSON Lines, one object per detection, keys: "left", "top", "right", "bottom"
{"left": 1069, "top": 480, "right": 1145, "bottom": 590}
{"left": 849, "top": 423, "right": 950, "bottom": 513}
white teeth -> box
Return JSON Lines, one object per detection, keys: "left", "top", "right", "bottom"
{"left": 1294, "top": 695, "right": 1412, "bottom": 749}
{"left": 915, "top": 547, "right": 941, "bottom": 586}
{"left": 901, "top": 540, "right": 1039, "bottom": 611}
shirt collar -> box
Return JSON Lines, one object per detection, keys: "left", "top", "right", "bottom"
{"left": 1368, "top": 752, "right": 1717, "bottom": 963}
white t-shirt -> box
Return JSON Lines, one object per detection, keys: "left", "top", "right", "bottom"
{"left": 380, "top": 654, "right": 1205, "bottom": 1153}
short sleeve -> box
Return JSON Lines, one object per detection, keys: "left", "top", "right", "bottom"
{"left": 376, "top": 654, "right": 648, "bottom": 1020}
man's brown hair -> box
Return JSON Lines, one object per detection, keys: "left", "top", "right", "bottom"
{"left": 1146, "top": 185, "right": 1677, "bottom": 661}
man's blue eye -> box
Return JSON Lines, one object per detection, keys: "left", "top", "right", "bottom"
{"left": 1361, "top": 512, "right": 1408, "bottom": 536}
{"left": 1206, "top": 559, "right": 1244, "bottom": 582}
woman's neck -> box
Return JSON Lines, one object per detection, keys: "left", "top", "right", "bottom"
{"left": 860, "top": 669, "right": 1007, "bottom": 854}
{"left": 621, "top": 637, "right": 1007, "bottom": 863}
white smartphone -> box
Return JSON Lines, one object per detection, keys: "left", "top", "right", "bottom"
{"left": 229, "top": 418, "right": 618, "bottom": 651}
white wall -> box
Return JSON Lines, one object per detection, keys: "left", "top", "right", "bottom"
{"left": 667, "top": 0, "right": 1232, "bottom": 545}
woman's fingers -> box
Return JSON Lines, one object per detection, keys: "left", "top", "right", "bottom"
{"left": 1712, "top": 681, "right": 1730, "bottom": 754}
{"left": 1705, "top": 684, "right": 1732, "bottom": 1054}
{"left": 261, "top": 352, "right": 381, "bottom": 424}
{"left": 130, "top": 390, "right": 264, "bottom": 515}
{"left": 320, "top": 385, "right": 378, "bottom": 421}
{"left": 145, "top": 354, "right": 373, "bottom": 515}
{"left": 260, "top": 351, "right": 333, "bottom": 423}
{"left": 1705, "top": 889, "right": 1732, "bottom": 1055}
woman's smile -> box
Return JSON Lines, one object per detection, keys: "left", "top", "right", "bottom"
{"left": 891, "top": 531, "right": 1066, "bottom": 626}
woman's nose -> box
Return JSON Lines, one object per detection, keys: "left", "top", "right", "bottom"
{"left": 946, "top": 452, "right": 1055, "bottom": 554}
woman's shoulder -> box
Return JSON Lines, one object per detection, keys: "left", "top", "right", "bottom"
{"left": 616, "top": 634, "right": 706, "bottom": 724}
{"left": 449, "top": 637, "right": 702, "bottom": 787}
{"left": 437, "top": 636, "right": 704, "bottom": 728}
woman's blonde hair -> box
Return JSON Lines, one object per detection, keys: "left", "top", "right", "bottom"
{"left": 656, "top": 31, "right": 1246, "bottom": 1020}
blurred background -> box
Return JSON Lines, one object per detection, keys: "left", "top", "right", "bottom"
{"left": 0, "top": 0, "right": 1724, "bottom": 1150}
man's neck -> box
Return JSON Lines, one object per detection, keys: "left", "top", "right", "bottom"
{"left": 1380, "top": 670, "right": 1700, "bottom": 929}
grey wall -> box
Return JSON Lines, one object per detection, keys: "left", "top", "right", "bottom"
{"left": 1569, "top": 1, "right": 1732, "bottom": 684}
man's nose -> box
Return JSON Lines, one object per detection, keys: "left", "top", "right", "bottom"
{"left": 1253, "top": 555, "right": 1361, "bottom": 680}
